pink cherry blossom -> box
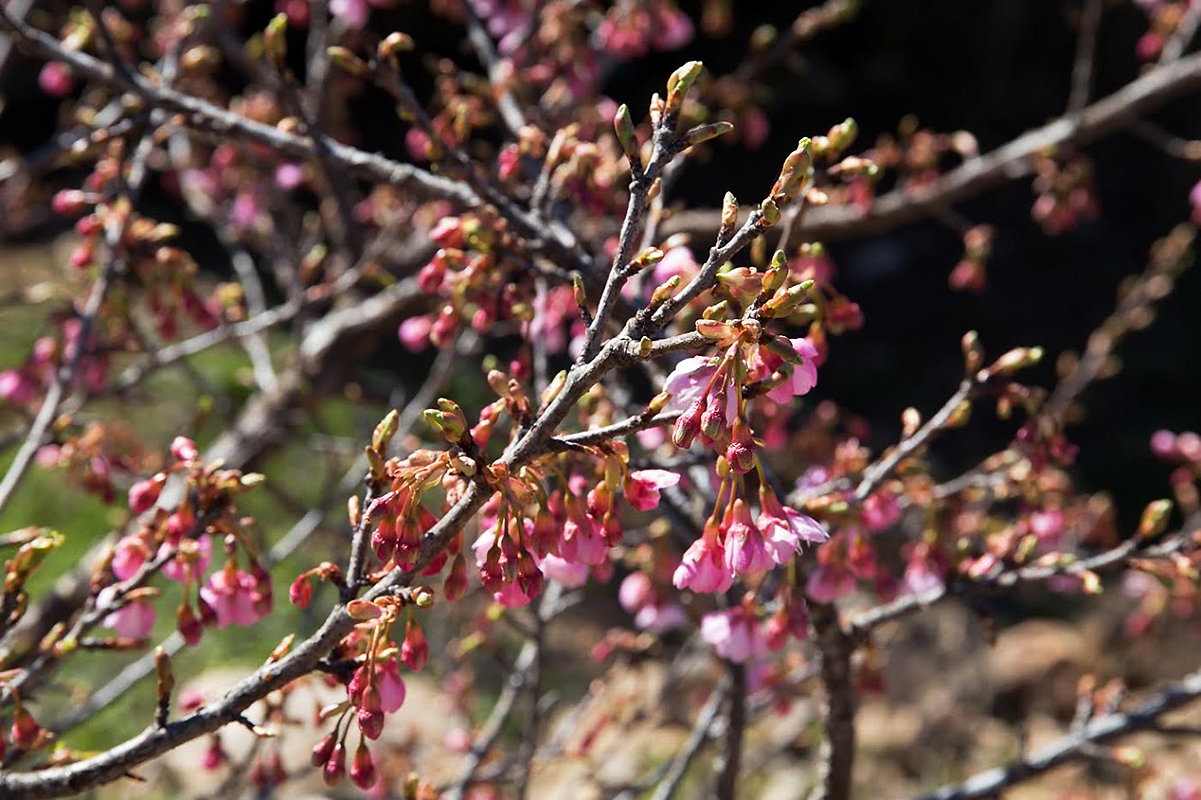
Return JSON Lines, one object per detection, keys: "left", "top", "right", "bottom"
{"left": 376, "top": 657, "right": 406, "bottom": 713}
{"left": 758, "top": 489, "right": 828, "bottom": 565}
{"left": 902, "top": 549, "right": 944, "bottom": 596}
{"left": 199, "top": 567, "right": 264, "bottom": 628}
{"left": 634, "top": 602, "right": 687, "bottom": 631}
{"left": 103, "top": 596, "right": 156, "bottom": 638}
{"left": 112, "top": 536, "right": 150, "bottom": 581}
{"left": 700, "top": 608, "right": 767, "bottom": 664}
{"left": 559, "top": 513, "right": 607, "bottom": 566}
{"left": 274, "top": 162, "right": 304, "bottom": 190}
{"left": 764, "top": 338, "right": 819, "bottom": 404}
{"left": 862, "top": 491, "right": 900, "bottom": 532}
{"left": 38, "top": 62, "right": 74, "bottom": 98}
{"left": 673, "top": 533, "right": 733, "bottom": 594}
{"left": 398, "top": 316, "right": 432, "bottom": 352}
{"left": 161, "top": 534, "right": 213, "bottom": 583}
{"left": 806, "top": 563, "right": 856, "bottom": 604}
{"left": 330, "top": 0, "right": 369, "bottom": 28}
{"left": 623, "top": 469, "right": 680, "bottom": 511}
{"left": 538, "top": 553, "right": 589, "bottom": 588}
{"left": 723, "top": 499, "right": 773, "bottom": 576}
{"left": 663, "top": 356, "right": 718, "bottom": 412}
{"left": 651, "top": 4, "right": 695, "bottom": 50}
{"left": 618, "top": 572, "right": 653, "bottom": 613}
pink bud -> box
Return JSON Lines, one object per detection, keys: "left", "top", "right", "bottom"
{"left": 128, "top": 476, "right": 164, "bottom": 513}
{"left": 38, "top": 62, "right": 74, "bottom": 98}
{"left": 170, "top": 436, "right": 199, "bottom": 463}
{"left": 350, "top": 740, "right": 378, "bottom": 790}
{"left": 323, "top": 742, "right": 347, "bottom": 786}
{"left": 289, "top": 573, "right": 312, "bottom": 608}
{"left": 51, "top": 189, "right": 89, "bottom": 217}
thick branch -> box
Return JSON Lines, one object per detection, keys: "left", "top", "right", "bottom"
{"left": 663, "top": 50, "right": 1201, "bottom": 243}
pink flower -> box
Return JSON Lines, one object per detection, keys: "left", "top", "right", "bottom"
{"left": 663, "top": 356, "right": 718, "bottom": 413}
{"left": 103, "top": 596, "right": 156, "bottom": 638}
{"left": 0, "top": 369, "right": 36, "bottom": 405}
{"left": 757, "top": 489, "right": 828, "bottom": 565}
{"left": 330, "top": 0, "right": 369, "bottom": 28}
{"left": 673, "top": 531, "right": 733, "bottom": 594}
{"left": 161, "top": 534, "right": 213, "bottom": 582}
{"left": 112, "top": 535, "right": 149, "bottom": 581}
{"left": 1150, "top": 429, "right": 1177, "bottom": 459}
{"left": 559, "top": 512, "right": 607, "bottom": 566}
{"left": 861, "top": 491, "right": 900, "bottom": 532}
{"left": 1029, "top": 508, "right": 1065, "bottom": 545}
{"left": 902, "top": 547, "right": 944, "bottom": 596}
{"left": 636, "top": 426, "right": 668, "bottom": 450}
{"left": 199, "top": 567, "right": 265, "bottom": 628}
{"left": 229, "top": 191, "right": 260, "bottom": 230}
{"left": 700, "top": 608, "right": 767, "bottom": 664}
{"left": 127, "top": 476, "right": 163, "bottom": 514}
{"left": 170, "top": 436, "right": 199, "bottom": 463}
{"left": 651, "top": 4, "right": 694, "bottom": 50}
{"left": 38, "top": 62, "right": 74, "bottom": 98}
{"left": 806, "top": 563, "right": 856, "bottom": 604}
{"left": 538, "top": 553, "right": 589, "bottom": 588}
{"left": 274, "top": 162, "right": 304, "bottom": 190}
{"left": 723, "top": 499, "right": 773, "bottom": 576}
{"left": 376, "top": 657, "right": 406, "bottom": 713}
{"left": 619, "top": 572, "right": 653, "bottom": 613}
{"left": 764, "top": 338, "right": 819, "bottom": 404}
{"left": 634, "top": 602, "right": 687, "bottom": 631}
{"left": 398, "top": 316, "right": 432, "bottom": 352}
{"left": 623, "top": 469, "right": 680, "bottom": 511}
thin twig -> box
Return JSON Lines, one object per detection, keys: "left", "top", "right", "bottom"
{"left": 907, "top": 667, "right": 1201, "bottom": 800}
{"left": 1068, "top": 0, "right": 1104, "bottom": 115}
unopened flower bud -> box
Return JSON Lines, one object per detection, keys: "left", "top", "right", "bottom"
{"left": 769, "top": 138, "right": 813, "bottom": 204}
{"left": 613, "top": 103, "right": 640, "bottom": 170}
{"left": 650, "top": 275, "right": 680, "bottom": 307}
{"left": 323, "top": 742, "right": 347, "bottom": 786}
{"left": 263, "top": 13, "right": 287, "bottom": 66}
{"left": 326, "top": 46, "right": 371, "bottom": 77}
{"left": 984, "top": 346, "right": 1044, "bottom": 379}
{"left": 664, "top": 60, "right": 703, "bottom": 121}
{"left": 760, "top": 197, "right": 781, "bottom": 226}
{"left": 372, "top": 409, "right": 399, "bottom": 455}
{"left": 378, "top": 31, "right": 415, "bottom": 60}
{"left": 350, "top": 740, "right": 378, "bottom": 789}
{"left": 1137, "top": 499, "right": 1172, "bottom": 540}
{"left": 760, "top": 280, "right": 815, "bottom": 318}
{"left": 961, "top": 330, "right": 983, "bottom": 374}
{"left": 683, "top": 121, "right": 734, "bottom": 148}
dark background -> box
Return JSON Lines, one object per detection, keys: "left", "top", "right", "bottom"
{"left": 2, "top": 0, "right": 1198, "bottom": 531}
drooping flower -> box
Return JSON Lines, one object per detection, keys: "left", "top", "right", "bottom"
{"left": 700, "top": 607, "right": 767, "bottom": 664}
{"left": 112, "top": 535, "right": 149, "bottom": 581}
{"left": 763, "top": 337, "right": 819, "bottom": 404}
{"left": 199, "top": 566, "right": 265, "bottom": 628}
{"left": 673, "top": 522, "right": 734, "bottom": 594}
{"left": 806, "top": 562, "right": 856, "bottom": 604}
{"left": 623, "top": 469, "right": 680, "bottom": 511}
{"left": 663, "top": 356, "right": 722, "bottom": 415}
{"left": 102, "top": 594, "right": 156, "bottom": 638}
{"left": 757, "top": 487, "right": 828, "bottom": 565}
{"left": 723, "top": 499, "right": 773, "bottom": 576}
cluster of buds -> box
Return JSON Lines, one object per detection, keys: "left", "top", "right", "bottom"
{"left": 314, "top": 589, "right": 432, "bottom": 790}
{"left": 94, "top": 437, "right": 269, "bottom": 645}
{"left": 867, "top": 116, "right": 977, "bottom": 193}
{"left": 1030, "top": 155, "right": 1100, "bottom": 235}
{"left": 948, "top": 224, "right": 995, "bottom": 293}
